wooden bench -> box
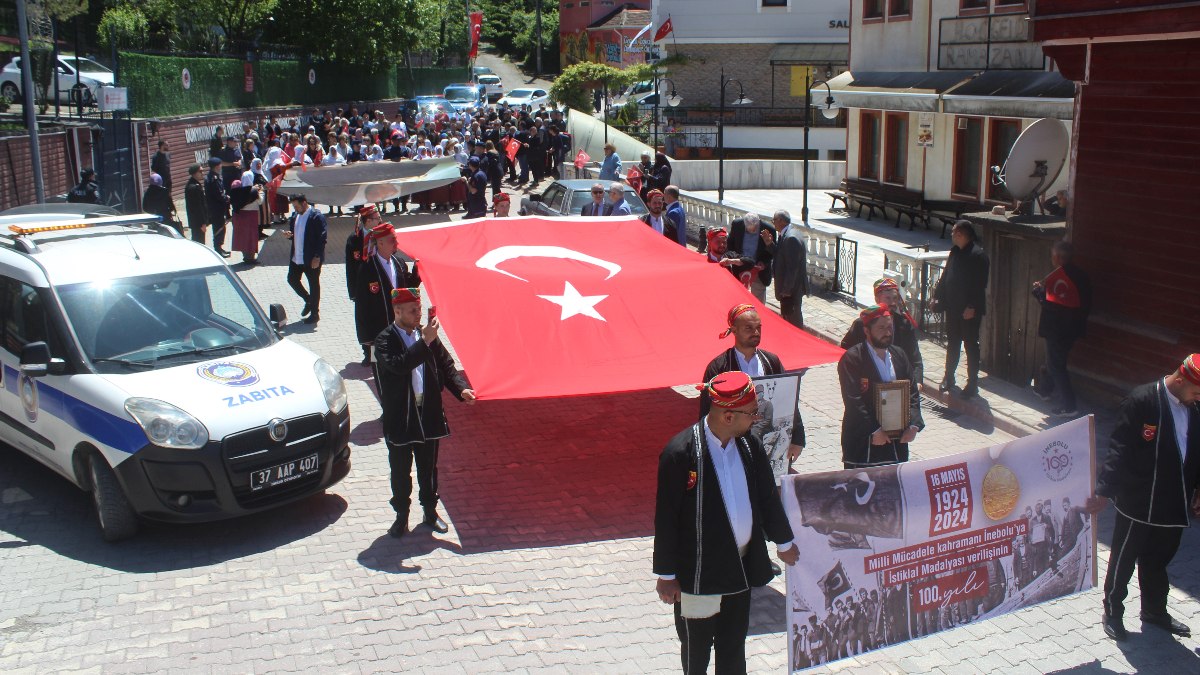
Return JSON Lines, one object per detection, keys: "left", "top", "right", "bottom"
{"left": 874, "top": 184, "right": 928, "bottom": 230}
{"left": 826, "top": 180, "right": 850, "bottom": 211}
{"left": 924, "top": 199, "right": 979, "bottom": 239}
{"left": 835, "top": 178, "right": 886, "bottom": 219}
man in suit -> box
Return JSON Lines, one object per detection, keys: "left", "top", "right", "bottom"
{"left": 355, "top": 222, "right": 420, "bottom": 368}
{"left": 771, "top": 210, "right": 807, "bottom": 328}
{"left": 638, "top": 190, "right": 679, "bottom": 243}
{"left": 664, "top": 186, "right": 688, "bottom": 247}
{"left": 837, "top": 305, "right": 925, "bottom": 469}
{"left": 580, "top": 183, "right": 607, "bottom": 216}
{"left": 727, "top": 213, "right": 775, "bottom": 302}
{"left": 375, "top": 288, "right": 476, "bottom": 538}
{"left": 204, "top": 157, "right": 230, "bottom": 257}
{"left": 1092, "top": 354, "right": 1200, "bottom": 641}
{"left": 183, "top": 163, "right": 208, "bottom": 245}
{"left": 606, "top": 183, "right": 632, "bottom": 216}
{"left": 284, "top": 194, "right": 327, "bottom": 324}
{"left": 932, "top": 221, "right": 990, "bottom": 398}
{"left": 840, "top": 278, "right": 924, "bottom": 386}
{"left": 151, "top": 140, "right": 172, "bottom": 192}
{"left": 654, "top": 370, "right": 799, "bottom": 674}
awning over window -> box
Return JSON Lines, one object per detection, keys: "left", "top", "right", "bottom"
{"left": 825, "top": 71, "right": 969, "bottom": 113}
{"left": 941, "top": 71, "right": 1075, "bottom": 119}
{"left": 769, "top": 43, "right": 850, "bottom": 65}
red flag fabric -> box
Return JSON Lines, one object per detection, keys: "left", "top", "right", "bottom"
{"left": 1043, "top": 266, "right": 1081, "bottom": 308}
{"left": 395, "top": 217, "right": 844, "bottom": 400}
{"left": 626, "top": 165, "right": 643, "bottom": 193}
{"left": 654, "top": 16, "right": 673, "bottom": 41}
{"left": 468, "top": 12, "right": 484, "bottom": 59}
{"left": 506, "top": 137, "right": 520, "bottom": 162}
{"left": 574, "top": 149, "right": 591, "bottom": 169}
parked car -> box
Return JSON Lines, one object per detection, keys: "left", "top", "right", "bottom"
{"left": 471, "top": 65, "right": 494, "bottom": 78}
{"left": 0, "top": 206, "right": 351, "bottom": 541}
{"left": 498, "top": 88, "right": 550, "bottom": 108}
{"left": 519, "top": 179, "right": 648, "bottom": 217}
{"left": 443, "top": 83, "right": 486, "bottom": 113}
{"left": 612, "top": 80, "right": 656, "bottom": 107}
{"left": 413, "top": 95, "right": 454, "bottom": 117}
{"left": 607, "top": 92, "right": 660, "bottom": 119}
{"left": 477, "top": 74, "right": 504, "bottom": 102}
{"left": 0, "top": 55, "right": 114, "bottom": 105}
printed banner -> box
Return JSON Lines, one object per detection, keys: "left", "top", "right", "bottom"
{"left": 750, "top": 373, "right": 800, "bottom": 483}
{"left": 782, "top": 416, "right": 1096, "bottom": 671}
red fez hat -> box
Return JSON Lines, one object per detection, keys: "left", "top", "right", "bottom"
{"left": 1181, "top": 354, "right": 1200, "bottom": 385}
{"left": 873, "top": 278, "right": 900, "bottom": 294}
{"left": 493, "top": 192, "right": 510, "bottom": 203}
{"left": 360, "top": 203, "right": 378, "bottom": 217}
{"left": 645, "top": 189, "right": 664, "bottom": 201}
{"left": 860, "top": 304, "right": 892, "bottom": 325}
{"left": 390, "top": 287, "right": 421, "bottom": 305}
{"left": 704, "top": 371, "right": 758, "bottom": 409}
{"left": 369, "top": 222, "right": 396, "bottom": 240}
{"left": 720, "top": 303, "right": 758, "bottom": 339}
{"left": 707, "top": 228, "right": 727, "bottom": 245}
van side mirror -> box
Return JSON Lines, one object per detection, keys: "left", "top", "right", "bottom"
{"left": 20, "top": 341, "right": 51, "bottom": 377}
{"left": 268, "top": 303, "right": 287, "bottom": 330}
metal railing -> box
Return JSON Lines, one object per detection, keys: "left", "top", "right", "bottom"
{"left": 882, "top": 246, "right": 950, "bottom": 345}
{"left": 662, "top": 106, "right": 847, "bottom": 128}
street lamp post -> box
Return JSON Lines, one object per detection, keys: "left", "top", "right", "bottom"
{"left": 651, "top": 75, "right": 681, "bottom": 150}
{"left": 802, "top": 75, "right": 838, "bottom": 224}
{"left": 717, "top": 67, "right": 751, "bottom": 204}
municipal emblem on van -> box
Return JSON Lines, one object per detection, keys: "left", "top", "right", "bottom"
{"left": 197, "top": 362, "right": 260, "bottom": 387}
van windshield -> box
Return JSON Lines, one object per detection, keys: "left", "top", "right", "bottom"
{"left": 57, "top": 266, "right": 276, "bottom": 373}
{"left": 444, "top": 87, "right": 477, "bottom": 101}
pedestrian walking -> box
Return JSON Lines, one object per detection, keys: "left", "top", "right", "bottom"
{"left": 932, "top": 221, "right": 989, "bottom": 398}
{"left": 284, "top": 194, "right": 327, "bottom": 325}
{"left": 664, "top": 186, "right": 688, "bottom": 247}
{"left": 599, "top": 143, "right": 621, "bottom": 181}
{"left": 184, "top": 163, "right": 208, "bottom": 244}
{"left": 355, "top": 222, "right": 420, "bottom": 369}
{"left": 151, "top": 140, "right": 172, "bottom": 192}
{"left": 204, "top": 157, "right": 231, "bottom": 257}
{"left": 141, "top": 173, "right": 176, "bottom": 232}
{"left": 1032, "top": 240, "right": 1092, "bottom": 417}
{"left": 229, "top": 171, "right": 263, "bottom": 265}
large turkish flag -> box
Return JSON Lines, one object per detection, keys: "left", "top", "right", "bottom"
{"left": 395, "top": 216, "right": 844, "bottom": 399}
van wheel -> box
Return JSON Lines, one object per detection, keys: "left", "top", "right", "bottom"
{"left": 88, "top": 454, "right": 138, "bottom": 542}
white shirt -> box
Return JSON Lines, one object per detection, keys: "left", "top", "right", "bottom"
{"left": 647, "top": 213, "right": 664, "bottom": 235}
{"left": 1164, "top": 378, "right": 1191, "bottom": 462}
{"left": 704, "top": 420, "right": 754, "bottom": 552}
{"left": 376, "top": 253, "right": 398, "bottom": 289}
{"left": 291, "top": 208, "right": 311, "bottom": 265}
{"left": 733, "top": 350, "right": 763, "bottom": 378}
{"left": 868, "top": 346, "right": 896, "bottom": 383}
{"left": 396, "top": 325, "right": 425, "bottom": 396}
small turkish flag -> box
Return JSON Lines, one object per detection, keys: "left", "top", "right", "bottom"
{"left": 395, "top": 217, "right": 844, "bottom": 399}
{"left": 654, "top": 17, "right": 674, "bottom": 41}
{"left": 506, "top": 138, "right": 520, "bottom": 162}
{"left": 574, "top": 149, "right": 591, "bottom": 169}
{"left": 626, "top": 165, "right": 643, "bottom": 192}
{"left": 1043, "top": 266, "right": 1081, "bottom": 308}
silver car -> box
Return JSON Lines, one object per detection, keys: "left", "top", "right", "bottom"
{"left": 519, "top": 180, "right": 648, "bottom": 217}
{"left": 0, "top": 55, "right": 114, "bottom": 105}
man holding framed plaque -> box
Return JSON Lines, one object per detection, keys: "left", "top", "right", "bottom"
{"left": 837, "top": 305, "right": 924, "bottom": 469}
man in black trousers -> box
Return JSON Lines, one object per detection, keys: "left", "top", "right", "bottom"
{"left": 932, "top": 221, "right": 989, "bottom": 398}
{"left": 376, "top": 288, "right": 476, "bottom": 539}
{"left": 1092, "top": 354, "right": 1200, "bottom": 641}
{"left": 284, "top": 194, "right": 327, "bottom": 324}
{"left": 1032, "top": 240, "right": 1092, "bottom": 417}
{"left": 204, "top": 157, "right": 230, "bottom": 257}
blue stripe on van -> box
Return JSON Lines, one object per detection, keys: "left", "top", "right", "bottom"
{"left": 4, "top": 365, "right": 148, "bottom": 454}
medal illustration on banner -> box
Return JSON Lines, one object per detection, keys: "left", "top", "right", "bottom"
{"left": 475, "top": 246, "right": 621, "bottom": 322}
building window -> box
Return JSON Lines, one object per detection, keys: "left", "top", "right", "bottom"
{"left": 860, "top": 111, "right": 882, "bottom": 181}
{"left": 987, "top": 118, "right": 1022, "bottom": 201}
{"left": 952, "top": 116, "right": 984, "bottom": 198}
{"left": 864, "top": 0, "right": 884, "bottom": 20}
{"left": 960, "top": 0, "right": 988, "bottom": 10}
{"left": 889, "top": 0, "right": 912, "bottom": 17}
{"left": 762, "top": 0, "right": 788, "bottom": 6}
{"left": 884, "top": 112, "right": 908, "bottom": 185}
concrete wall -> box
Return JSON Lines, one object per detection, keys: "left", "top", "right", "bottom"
{"left": 669, "top": 159, "right": 845, "bottom": 191}
{"left": 722, "top": 126, "right": 846, "bottom": 156}
{"left": 662, "top": 44, "right": 849, "bottom": 111}
{"left": 657, "top": 0, "right": 850, "bottom": 43}
{"left": 567, "top": 108, "right": 655, "bottom": 172}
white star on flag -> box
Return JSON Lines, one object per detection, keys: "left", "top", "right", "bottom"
{"left": 537, "top": 281, "right": 609, "bottom": 321}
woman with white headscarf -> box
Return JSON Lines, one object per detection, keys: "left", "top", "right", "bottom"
{"left": 229, "top": 170, "right": 263, "bottom": 264}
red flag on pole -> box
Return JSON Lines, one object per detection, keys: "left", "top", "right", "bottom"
{"left": 574, "top": 149, "right": 591, "bottom": 169}
{"left": 468, "top": 12, "right": 484, "bottom": 59}
{"left": 654, "top": 16, "right": 674, "bottom": 42}
{"left": 394, "top": 217, "right": 843, "bottom": 399}
{"left": 626, "top": 164, "right": 643, "bottom": 193}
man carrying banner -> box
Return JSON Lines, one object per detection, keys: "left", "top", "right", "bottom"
{"left": 376, "top": 288, "right": 476, "bottom": 539}
{"left": 837, "top": 305, "right": 924, "bottom": 469}
{"left": 654, "top": 371, "right": 799, "bottom": 674}
{"left": 1094, "top": 354, "right": 1200, "bottom": 641}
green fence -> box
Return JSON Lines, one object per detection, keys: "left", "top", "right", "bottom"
{"left": 119, "top": 52, "right": 467, "bottom": 118}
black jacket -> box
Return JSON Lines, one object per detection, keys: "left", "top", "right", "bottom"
{"left": 374, "top": 326, "right": 471, "bottom": 446}
{"left": 184, "top": 177, "right": 208, "bottom": 228}
{"left": 204, "top": 171, "right": 229, "bottom": 223}
{"left": 727, "top": 219, "right": 776, "bottom": 288}
{"left": 837, "top": 342, "right": 925, "bottom": 467}
{"left": 1097, "top": 380, "right": 1200, "bottom": 527}
{"left": 151, "top": 151, "right": 171, "bottom": 188}
{"left": 840, "top": 313, "right": 924, "bottom": 385}
{"left": 345, "top": 231, "right": 366, "bottom": 301}
{"left": 141, "top": 184, "right": 174, "bottom": 224}
{"left": 1034, "top": 263, "right": 1092, "bottom": 342}
{"left": 700, "top": 348, "right": 806, "bottom": 448}
{"left": 287, "top": 208, "right": 328, "bottom": 265}
{"left": 354, "top": 253, "right": 420, "bottom": 344}
{"left": 772, "top": 226, "right": 808, "bottom": 300}
{"left": 638, "top": 212, "right": 679, "bottom": 244}
{"left": 654, "top": 423, "right": 795, "bottom": 595}
{"left": 934, "top": 241, "right": 989, "bottom": 314}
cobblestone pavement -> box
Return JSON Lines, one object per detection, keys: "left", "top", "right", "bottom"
{"left": 1, "top": 209, "right": 1198, "bottom": 673}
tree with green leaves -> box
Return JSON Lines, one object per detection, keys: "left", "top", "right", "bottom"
{"left": 549, "top": 61, "right": 651, "bottom": 112}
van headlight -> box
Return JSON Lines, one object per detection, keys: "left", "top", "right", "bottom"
{"left": 314, "top": 359, "right": 348, "bottom": 413}
{"left": 124, "top": 398, "right": 210, "bottom": 449}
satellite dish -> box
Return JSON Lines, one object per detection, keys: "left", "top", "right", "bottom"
{"left": 996, "top": 118, "right": 1069, "bottom": 214}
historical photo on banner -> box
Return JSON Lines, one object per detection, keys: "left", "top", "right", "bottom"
{"left": 750, "top": 373, "right": 800, "bottom": 483}
{"left": 781, "top": 417, "right": 1096, "bottom": 671}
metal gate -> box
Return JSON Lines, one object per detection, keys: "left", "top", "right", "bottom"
{"left": 86, "top": 110, "right": 137, "bottom": 213}
{"left": 834, "top": 236, "right": 857, "bottom": 299}
{"left": 918, "top": 260, "right": 947, "bottom": 346}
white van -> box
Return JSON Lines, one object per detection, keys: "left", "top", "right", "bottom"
{"left": 0, "top": 207, "right": 351, "bottom": 541}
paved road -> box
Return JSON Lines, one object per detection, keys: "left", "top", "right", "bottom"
{"left": 1, "top": 210, "right": 1198, "bottom": 673}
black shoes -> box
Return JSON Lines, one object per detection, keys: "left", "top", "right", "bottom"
{"left": 1051, "top": 407, "right": 1080, "bottom": 418}
{"left": 423, "top": 510, "right": 449, "bottom": 534}
{"left": 939, "top": 378, "right": 955, "bottom": 393}
{"left": 961, "top": 383, "right": 979, "bottom": 399}
{"left": 1103, "top": 612, "right": 1127, "bottom": 641}
{"left": 388, "top": 517, "right": 408, "bottom": 539}
{"left": 1141, "top": 612, "right": 1191, "bottom": 637}
{"left": 216, "top": 248, "right": 231, "bottom": 258}
{"left": 303, "top": 314, "right": 319, "bottom": 325}
{"left": 300, "top": 302, "right": 311, "bottom": 318}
